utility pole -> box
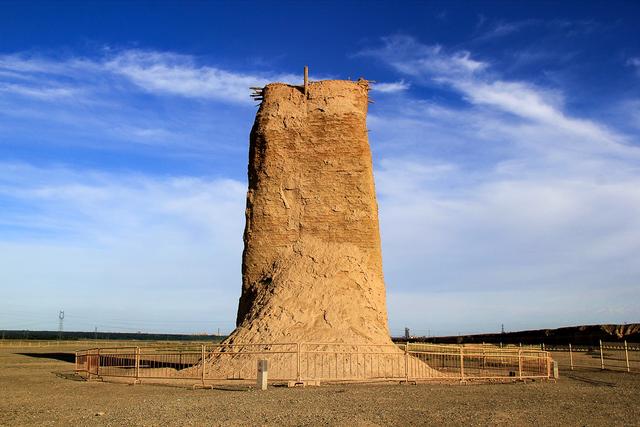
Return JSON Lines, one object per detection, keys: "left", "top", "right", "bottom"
{"left": 94, "top": 326, "right": 98, "bottom": 341}
{"left": 404, "top": 327, "right": 410, "bottom": 340}
{"left": 58, "top": 310, "right": 64, "bottom": 340}
{"left": 501, "top": 323, "right": 505, "bottom": 334}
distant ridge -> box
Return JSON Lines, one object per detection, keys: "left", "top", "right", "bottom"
{"left": 0, "top": 330, "right": 226, "bottom": 342}
{"left": 3, "top": 324, "right": 638, "bottom": 346}
{"left": 394, "top": 324, "right": 640, "bottom": 346}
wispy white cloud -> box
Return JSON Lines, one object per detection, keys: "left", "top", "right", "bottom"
{"left": 473, "top": 19, "right": 539, "bottom": 42}
{"left": 472, "top": 19, "right": 603, "bottom": 44}
{"left": 377, "top": 151, "right": 640, "bottom": 332}
{"left": 372, "top": 80, "right": 410, "bottom": 93}
{"left": 0, "top": 162, "right": 245, "bottom": 241}
{"left": 2, "top": 42, "right": 639, "bottom": 334}
{"left": 628, "top": 57, "right": 640, "bottom": 76}
{"left": 0, "top": 49, "right": 301, "bottom": 105}
{"left": 363, "top": 36, "right": 635, "bottom": 158}
{"left": 0, "top": 162, "right": 246, "bottom": 332}
{"left": 0, "top": 50, "right": 278, "bottom": 154}
{"left": 104, "top": 50, "right": 300, "bottom": 103}
{"left": 358, "top": 35, "right": 486, "bottom": 79}
{"left": 0, "top": 82, "right": 86, "bottom": 101}
{"left": 448, "top": 79, "right": 632, "bottom": 156}
{"left": 361, "top": 35, "right": 640, "bottom": 330}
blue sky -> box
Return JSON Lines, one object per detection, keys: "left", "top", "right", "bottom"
{"left": 1, "top": 1, "right": 639, "bottom": 336}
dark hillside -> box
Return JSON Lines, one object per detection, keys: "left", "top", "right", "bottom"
{"left": 394, "top": 324, "right": 640, "bottom": 346}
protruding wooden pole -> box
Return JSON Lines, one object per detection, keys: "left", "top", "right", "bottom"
{"left": 304, "top": 65, "right": 309, "bottom": 97}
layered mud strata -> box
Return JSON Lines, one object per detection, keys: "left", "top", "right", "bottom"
{"left": 229, "top": 79, "right": 391, "bottom": 345}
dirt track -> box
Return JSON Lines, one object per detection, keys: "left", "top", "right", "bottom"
{"left": 1, "top": 345, "right": 639, "bottom": 426}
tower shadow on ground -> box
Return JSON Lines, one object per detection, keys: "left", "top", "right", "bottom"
{"left": 17, "top": 352, "right": 75, "bottom": 363}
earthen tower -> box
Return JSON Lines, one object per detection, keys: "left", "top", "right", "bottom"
{"left": 227, "top": 75, "right": 392, "bottom": 345}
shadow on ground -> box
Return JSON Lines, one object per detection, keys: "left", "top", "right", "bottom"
{"left": 209, "top": 385, "right": 254, "bottom": 392}
{"left": 55, "top": 371, "right": 86, "bottom": 382}
{"left": 563, "top": 372, "right": 617, "bottom": 387}
{"left": 17, "top": 352, "right": 75, "bottom": 363}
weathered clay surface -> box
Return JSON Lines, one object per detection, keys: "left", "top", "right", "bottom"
{"left": 226, "top": 79, "right": 392, "bottom": 345}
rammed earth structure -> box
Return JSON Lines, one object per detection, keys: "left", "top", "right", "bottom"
{"left": 226, "top": 75, "right": 393, "bottom": 345}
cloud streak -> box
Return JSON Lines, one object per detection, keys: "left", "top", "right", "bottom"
{"left": 0, "top": 49, "right": 282, "bottom": 159}
{"left": 0, "top": 49, "right": 302, "bottom": 104}
{"left": 372, "top": 80, "right": 410, "bottom": 93}
{"left": 1, "top": 40, "right": 639, "bottom": 334}
{"left": 361, "top": 35, "right": 640, "bottom": 332}
{"left": 359, "top": 36, "right": 486, "bottom": 79}
{"left": 0, "top": 162, "right": 246, "bottom": 333}
{"left": 105, "top": 50, "right": 300, "bottom": 103}
{"left": 628, "top": 57, "right": 640, "bottom": 76}
{"left": 362, "top": 36, "right": 636, "bottom": 158}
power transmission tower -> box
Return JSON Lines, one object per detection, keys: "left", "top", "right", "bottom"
{"left": 58, "top": 310, "right": 64, "bottom": 340}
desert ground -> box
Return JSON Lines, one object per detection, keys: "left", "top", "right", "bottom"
{"left": 1, "top": 343, "right": 639, "bottom": 426}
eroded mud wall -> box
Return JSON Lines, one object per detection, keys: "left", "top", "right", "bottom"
{"left": 228, "top": 80, "right": 391, "bottom": 344}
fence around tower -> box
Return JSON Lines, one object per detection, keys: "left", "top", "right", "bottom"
{"left": 546, "top": 340, "right": 639, "bottom": 372}
{"left": 75, "top": 342, "right": 554, "bottom": 386}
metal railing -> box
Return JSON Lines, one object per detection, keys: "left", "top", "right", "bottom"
{"left": 546, "top": 340, "right": 639, "bottom": 373}
{"left": 75, "top": 342, "right": 553, "bottom": 386}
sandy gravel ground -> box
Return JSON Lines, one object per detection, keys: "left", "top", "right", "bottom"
{"left": 1, "top": 345, "right": 639, "bottom": 426}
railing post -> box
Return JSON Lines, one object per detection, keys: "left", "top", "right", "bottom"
{"left": 624, "top": 340, "right": 630, "bottom": 373}
{"left": 201, "top": 344, "right": 206, "bottom": 386}
{"left": 459, "top": 346, "right": 464, "bottom": 382}
{"left": 74, "top": 351, "right": 78, "bottom": 373}
{"left": 96, "top": 348, "right": 100, "bottom": 376}
{"left": 135, "top": 347, "right": 140, "bottom": 381}
{"left": 296, "top": 342, "right": 301, "bottom": 382}
{"left": 547, "top": 352, "right": 551, "bottom": 378}
{"left": 569, "top": 343, "right": 573, "bottom": 370}
{"left": 518, "top": 349, "right": 522, "bottom": 379}
{"left": 404, "top": 342, "right": 409, "bottom": 382}
{"left": 257, "top": 359, "right": 268, "bottom": 390}
{"left": 599, "top": 340, "right": 604, "bottom": 370}
{"left": 86, "top": 351, "right": 91, "bottom": 380}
